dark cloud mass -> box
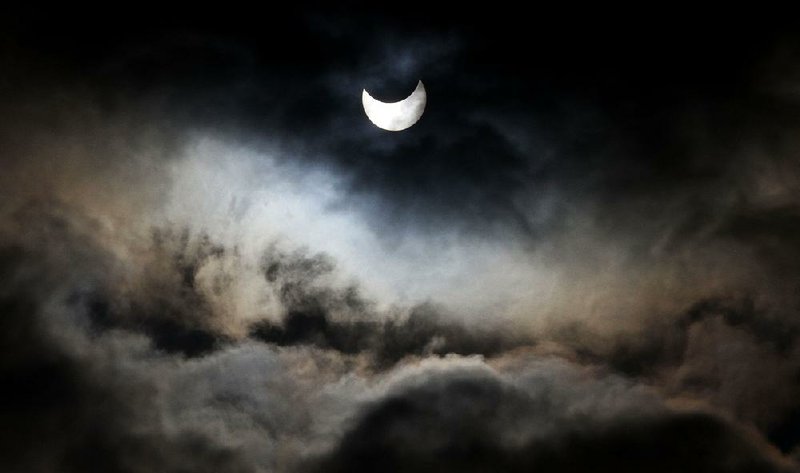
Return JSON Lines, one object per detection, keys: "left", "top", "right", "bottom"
{"left": 1, "top": 4, "right": 800, "bottom": 472}
{"left": 312, "top": 365, "right": 789, "bottom": 473}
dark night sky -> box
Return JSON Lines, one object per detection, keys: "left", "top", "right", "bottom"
{"left": 2, "top": 5, "right": 800, "bottom": 472}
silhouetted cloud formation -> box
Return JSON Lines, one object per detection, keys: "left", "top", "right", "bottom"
{"left": 312, "top": 360, "right": 790, "bottom": 473}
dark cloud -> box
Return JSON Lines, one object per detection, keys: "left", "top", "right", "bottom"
{"left": 251, "top": 245, "right": 527, "bottom": 367}
{"left": 251, "top": 305, "right": 523, "bottom": 369}
{"left": 0, "top": 247, "right": 252, "bottom": 473}
{"left": 1, "top": 190, "right": 799, "bottom": 470}
{"left": 572, "top": 298, "right": 800, "bottom": 379}
{"left": 553, "top": 297, "right": 800, "bottom": 455}
{"left": 310, "top": 362, "right": 792, "bottom": 473}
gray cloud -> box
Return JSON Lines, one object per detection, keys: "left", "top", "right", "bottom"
{"left": 309, "top": 357, "right": 793, "bottom": 473}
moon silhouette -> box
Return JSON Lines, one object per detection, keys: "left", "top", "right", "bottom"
{"left": 362, "top": 80, "right": 426, "bottom": 131}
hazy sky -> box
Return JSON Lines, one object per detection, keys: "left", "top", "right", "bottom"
{"left": 2, "top": 5, "right": 800, "bottom": 472}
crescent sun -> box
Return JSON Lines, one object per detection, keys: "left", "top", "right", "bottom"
{"left": 362, "top": 80, "right": 426, "bottom": 131}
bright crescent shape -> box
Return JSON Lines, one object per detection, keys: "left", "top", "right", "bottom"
{"left": 362, "top": 80, "right": 426, "bottom": 131}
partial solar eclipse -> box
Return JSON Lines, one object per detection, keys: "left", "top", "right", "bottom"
{"left": 362, "top": 80, "right": 426, "bottom": 131}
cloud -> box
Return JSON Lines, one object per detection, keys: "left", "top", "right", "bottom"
{"left": 0, "top": 246, "right": 253, "bottom": 473}
{"left": 0, "top": 186, "right": 798, "bottom": 471}
{"left": 309, "top": 357, "right": 793, "bottom": 473}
